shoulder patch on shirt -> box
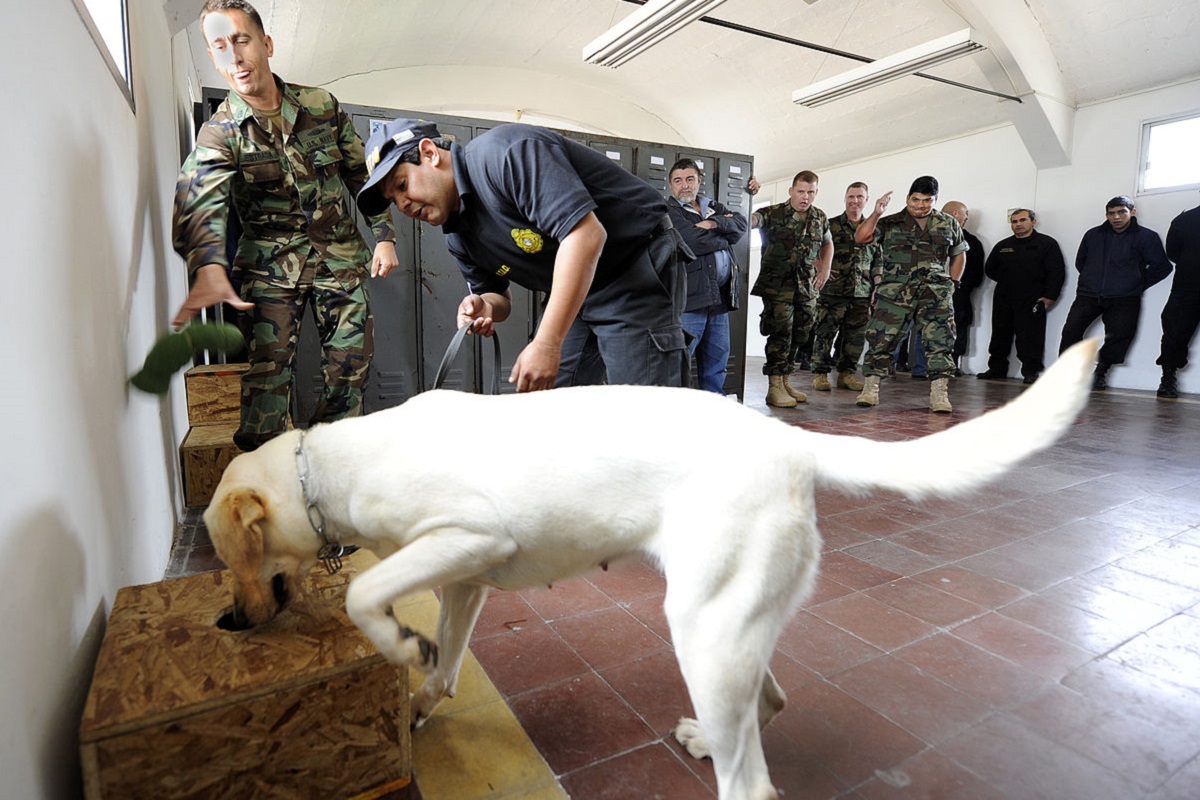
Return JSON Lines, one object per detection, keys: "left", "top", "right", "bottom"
{"left": 511, "top": 228, "right": 543, "bottom": 254}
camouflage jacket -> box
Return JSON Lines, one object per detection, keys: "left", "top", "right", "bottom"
{"left": 751, "top": 202, "right": 829, "bottom": 298}
{"left": 869, "top": 210, "right": 967, "bottom": 286}
{"left": 172, "top": 77, "right": 394, "bottom": 290}
{"left": 825, "top": 212, "right": 879, "bottom": 299}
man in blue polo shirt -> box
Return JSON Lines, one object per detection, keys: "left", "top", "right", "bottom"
{"left": 356, "top": 119, "right": 688, "bottom": 391}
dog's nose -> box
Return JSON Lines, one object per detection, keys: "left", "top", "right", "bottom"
{"left": 272, "top": 573, "right": 290, "bottom": 610}
{"left": 216, "top": 607, "right": 253, "bottom": 631}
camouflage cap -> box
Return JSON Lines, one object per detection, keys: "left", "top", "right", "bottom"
{"left": 356, "top": 118, "right": 442, "bottom": 216}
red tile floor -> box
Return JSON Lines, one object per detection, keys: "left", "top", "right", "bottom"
{"left": 170, "top": 361, "right": 1200, "bottom": 799}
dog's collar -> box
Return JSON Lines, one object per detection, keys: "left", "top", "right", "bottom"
{"left": 295, "top": 430, "right": 353, "bottom": 575}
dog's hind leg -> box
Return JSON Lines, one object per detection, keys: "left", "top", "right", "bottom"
{"left": 666, "top": 590, "right": 789, "bottom": 800}
{"left": 410, "top": 582, "right": 489, "bottom": 729}
{"left": 671, "top": 636, "right": 781, "bottom": 800}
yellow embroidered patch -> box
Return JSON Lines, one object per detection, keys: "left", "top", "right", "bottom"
{"left": 367, "top": 146, "right": 381, "bottom": 174}
{"left": 511, "top": 228, "right": 543, "bottom": 254}
{"left": 497, "top": 265, "right": 511, "bottom": 277}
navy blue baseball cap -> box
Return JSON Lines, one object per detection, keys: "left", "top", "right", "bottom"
{"left": 356, "top": 118, "right": 442, "bottom": 217}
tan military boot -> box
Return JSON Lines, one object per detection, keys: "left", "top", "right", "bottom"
{"left": 812, "top": 373, "right": 832, "bottom": 391}
{"left": 783, "top": 375, "right": 808, "bottom": 402}
{"left": 855, "top": 375, "right": 880, "bottom": 407}
{"left": 930, "top": 377, "right": 953, "bottom": 413}
{"left": 837, "top": 371, "right": 865, "bottom": 391}
{"left": 766, "top": 375, "right": 799, "bottom": 408}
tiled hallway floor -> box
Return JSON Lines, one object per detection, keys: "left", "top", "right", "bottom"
{"left": 171, "top": 360, "right": 1200, "bottom": 799}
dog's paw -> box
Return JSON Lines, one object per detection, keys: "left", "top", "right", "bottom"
{"left": 409, "top": 683, "right": 444, "bottom": 731}
{"left": 395, "top": 624, "right": 439, "bottom": 672}
{"left": 673, "top": 717, "right": 711, "bottom": 760}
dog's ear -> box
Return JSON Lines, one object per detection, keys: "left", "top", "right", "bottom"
{"left": 213, "top": 488, "right": 268, "bottom": 579}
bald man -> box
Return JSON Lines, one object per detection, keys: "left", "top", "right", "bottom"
{"left": 942, "top": 201, "right": 985, "bottom": 374}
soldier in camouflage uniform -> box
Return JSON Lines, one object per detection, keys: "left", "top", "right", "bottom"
{"left": 172, "top": 0, "right": 398, "bottom": 451}
{"left": 853, "top": 176, "right": 968, "bottom": 413}
{"left": 750, "top": 170, "right": 833, "bottom": 407}
{"left": 811, "top": 182, "right": 879, "bottom": 392}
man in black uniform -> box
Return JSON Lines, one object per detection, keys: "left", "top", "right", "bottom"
{"left": 1156, "top": 197, "right": 1200, "bottom": 398}
{"left": 356, "top": 119, "right": 688, "bottom": 391}
{"left": 978, "top": 208, "right": 1066, "bottom": 383}
{"left": 941, "top": 201, "right": 986, "bottom": 375}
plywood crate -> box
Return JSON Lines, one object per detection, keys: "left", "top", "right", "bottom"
{"left": 184, "top": 363, "right": 248, "bottom": 426}
{"left": 79, "top": 564, "right": 411, "bottom": 800}
{"left": 180, "top": 422, "right": 241, "bottom": 507}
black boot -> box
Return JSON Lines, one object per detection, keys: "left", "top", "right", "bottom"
{"left": 1092, "top": 363, "right": 1110, "bottom": 391}
{"left": 1157, "top": 368, "right": 1179, "bottom": 399}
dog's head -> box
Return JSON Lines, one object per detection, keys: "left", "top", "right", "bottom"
{"left": 205, "top": 445, "right": 315, "bottom": 629}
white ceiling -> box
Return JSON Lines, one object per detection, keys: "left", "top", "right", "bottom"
{"left": 180, "top": 0, "right": 1200, "bottom": 180}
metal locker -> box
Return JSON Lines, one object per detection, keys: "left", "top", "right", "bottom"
{"left": 634, "top": 144, "right": 673, "bottom": 194}
{"left": 590, "top": 141, "right": 633, "bottom": 171}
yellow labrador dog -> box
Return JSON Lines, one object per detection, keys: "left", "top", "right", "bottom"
{"left": 206, "top": 339, "right": 1099, "bottom": 800}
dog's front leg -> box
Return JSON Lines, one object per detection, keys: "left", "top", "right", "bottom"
{"left": 410, "top": 582, "right": 489, "bottom": 728}
{"left": 345, "top": 529, "right": 514, "bottom": 674}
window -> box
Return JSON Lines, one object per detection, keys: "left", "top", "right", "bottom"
{"left": 72, "top": 0, "right": 133, "bottom": 109}
{"left": 1138, "top": 111, "right": 1200, "bottom": 194}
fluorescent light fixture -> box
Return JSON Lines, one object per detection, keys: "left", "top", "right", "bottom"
{"left": 792, "top": 29, "right": 986, "bottom": 107}
{"left": 583, "top": 0, "right": 731, "bottom": 68}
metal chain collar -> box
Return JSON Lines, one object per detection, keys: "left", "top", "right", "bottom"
{"left": 295, "top": 430, "right": 350, "bottom": 575}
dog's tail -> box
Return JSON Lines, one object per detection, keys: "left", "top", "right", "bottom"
{"left": 810, "top": 338, "right": 1099, "bottom": 500}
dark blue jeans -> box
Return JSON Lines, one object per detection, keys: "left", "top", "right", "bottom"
{"left": 682, "top": 307, "right": 731, "bottom": 393}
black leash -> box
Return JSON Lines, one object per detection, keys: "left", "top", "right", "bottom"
{"left": 433, "top": 324, "right": 503, "bottom": 394}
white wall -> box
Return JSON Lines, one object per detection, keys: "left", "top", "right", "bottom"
{"left": 0, "top": 3, "right": 189, "bottom": 798}
{"left": 747, "top": 79, "right": 1200, "bottom": 393}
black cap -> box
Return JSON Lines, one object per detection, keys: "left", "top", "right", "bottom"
{"left": 356, "top": 118, "right": 442, "bottom": 217}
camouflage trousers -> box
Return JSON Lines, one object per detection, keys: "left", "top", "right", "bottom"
{"left": 861, "top": 280, "right": 956, "bottom": 379}
{"left": 811, "top": 294, "right": 871, "bottom": 374}
{"left": 237, "top": 259, "right": 372, "bottom": 450}
{"left": 759, "top": 285, "right": 818, "bottom": 375}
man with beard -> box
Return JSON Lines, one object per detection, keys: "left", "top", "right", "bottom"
{"left": 666, "top": 158, "right": 747, "bottom": 394}
{"left": 853, "top": 176, "right": 967, "bottom": 412}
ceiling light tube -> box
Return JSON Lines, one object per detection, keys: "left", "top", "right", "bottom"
{"left": 792, "top": 29, "right": 986, "bottom": 107}
{"left": 583, "top": 0, "right": 731, "bottom": 68}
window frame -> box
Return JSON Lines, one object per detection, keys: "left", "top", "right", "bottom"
{"left": 1136, "top": 109, "right": 1200, "bottom": 196}
{"left": 71, "top": 0, "right": 134, "bottom": 111}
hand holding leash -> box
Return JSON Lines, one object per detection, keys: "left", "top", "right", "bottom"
{"left": 457, "top": 294, "right": 497, "bottom": 337}
{"left": 434, "top": 324, "right": 503, "bottom": 394}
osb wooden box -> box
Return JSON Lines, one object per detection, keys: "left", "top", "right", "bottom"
{"left": 79, "top": 564, "right": 411, "bottom": 800}
{"left": 180, "top": 423, "right": 240, "bottom": 507}
{"left": 184, "top": 363, "right": 248, "bottom": 427}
